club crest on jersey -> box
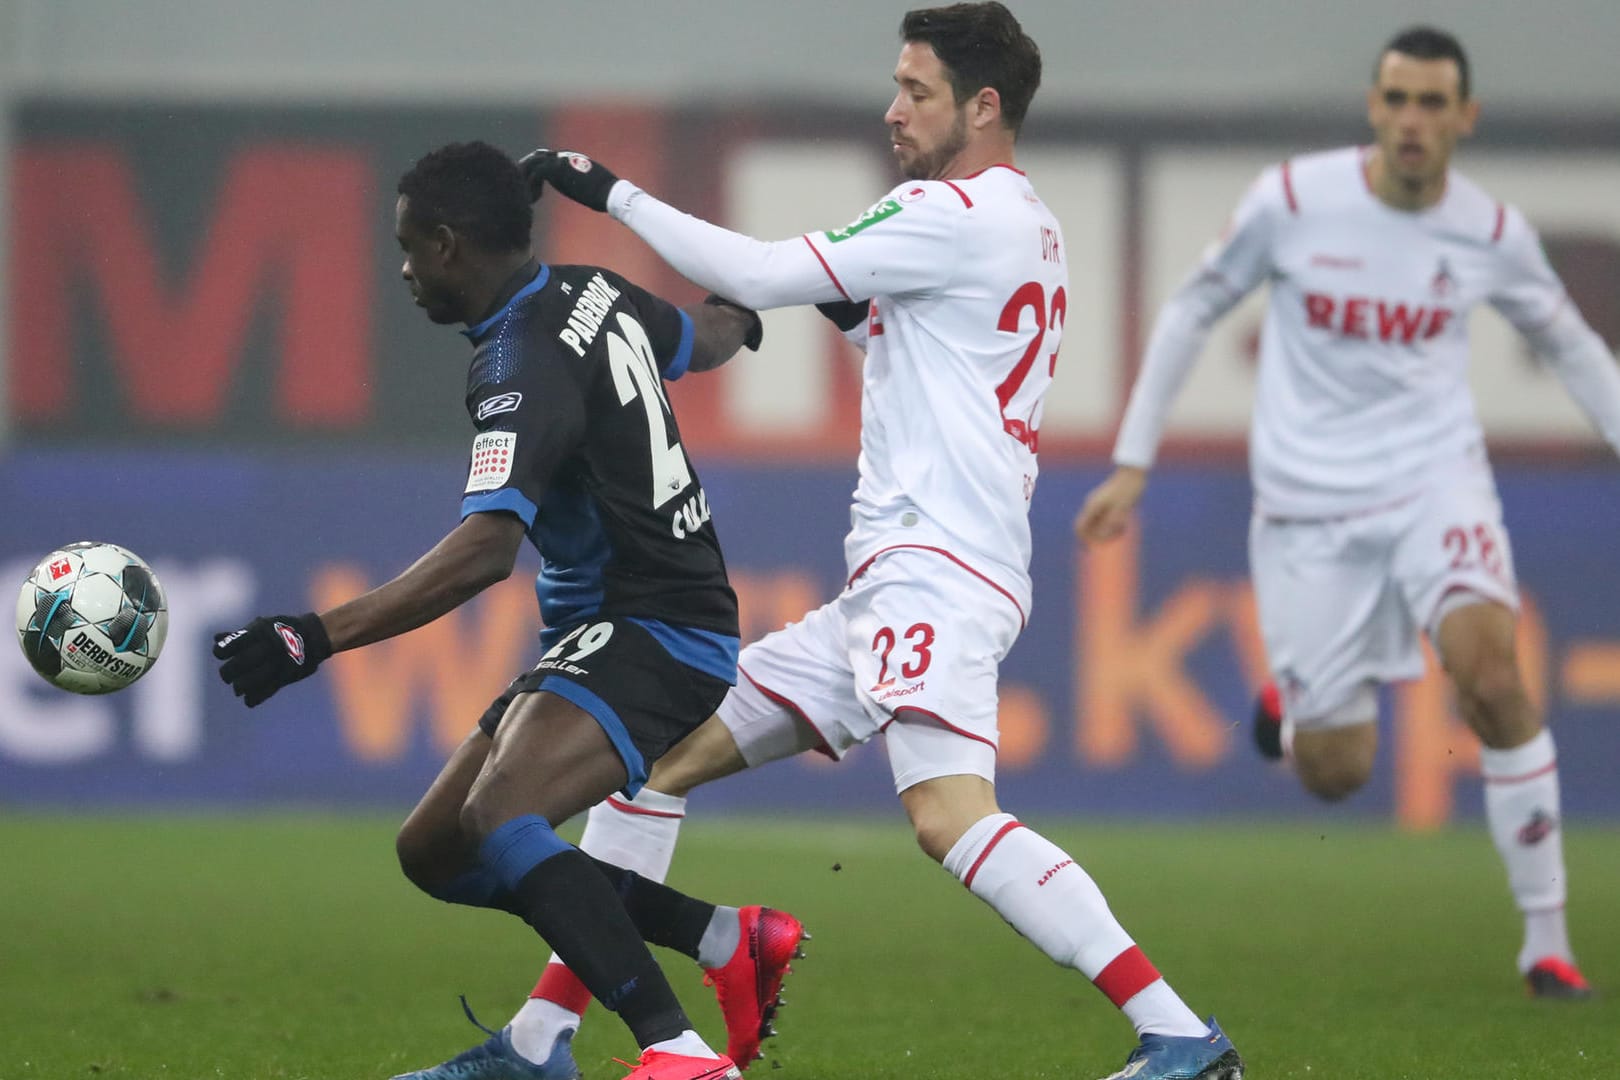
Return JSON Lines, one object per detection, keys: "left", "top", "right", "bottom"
{"left": 475, "top": 392, "right": 523, "bottom": 422}
{"left": 825, "top": 198, "right": 902, "bottom": 243}
{"left": 1431, "top": 257, "right": 1456, "bottom": 297}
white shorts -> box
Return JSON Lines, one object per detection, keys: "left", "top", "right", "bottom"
{"left": 1250, "top": 466, "right": 1519, "bottom": 729}
{"left": 716, "top": 547, "right": 1023, "bottom": 793}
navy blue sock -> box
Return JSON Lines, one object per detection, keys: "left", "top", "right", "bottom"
{"left": 481, "top": 815, "right": 689, "bottom": 1048}
{"left": 588, "top": 856, "right": 716, "bottom": 962}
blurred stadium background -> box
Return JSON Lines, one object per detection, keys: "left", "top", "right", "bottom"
{"left": 3, "top": 0, "right": 1618, "bottom": 824}
{"left": 1, "top": 3, "right": 1618, "bottom": 1076}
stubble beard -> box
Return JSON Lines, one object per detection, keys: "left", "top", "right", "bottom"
{"left": 899, "top": 109, "right": 970, "bottom": 181}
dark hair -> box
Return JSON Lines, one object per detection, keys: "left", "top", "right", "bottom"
{"left": 1377, "top": 26, "right": 1471, "bottom": 99}
{"left": 396, "top": 141, "right": 532, "bottom": 253}
{"left": 900, "top": 2, "right": 1042, "bottom": 135}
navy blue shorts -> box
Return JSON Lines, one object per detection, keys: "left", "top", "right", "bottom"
{"left": 478, "top": 617, "right": 733, "bottom": 795}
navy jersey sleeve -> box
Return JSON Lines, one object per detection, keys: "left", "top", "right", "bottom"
{"left": 459, "top": 338, "right": 588, "bottom": 528}
{"left": 615, "top": 275, "right": 696, "bottom": 382}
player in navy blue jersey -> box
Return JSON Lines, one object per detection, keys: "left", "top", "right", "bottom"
{"left": 213, "top": 141, "right": 783, "bottom": 1080}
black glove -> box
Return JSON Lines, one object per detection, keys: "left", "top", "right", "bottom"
{"left": 704, "top": 294, "right": 764, "bottom": 351}
{"left": 815, "top": 298, "right": 871, "bottom": 333}
{"left": 517, "top": 148, "right": 620, "bottom": 212}
{"left": 213, "top": 613, "right": 333, "bottom": 707}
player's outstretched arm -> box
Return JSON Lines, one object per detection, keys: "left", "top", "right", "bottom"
{"left": 519, "top": 147, "right": 844, "bottom": 311}
{"left": 683, "top": 294, "right": 764, "bottom": 374}
{"left": 213, "top": 512, "right": 526, "bottom": 706}
{"left": 1074, "top": 465, "right": 1147, "bottom": 546}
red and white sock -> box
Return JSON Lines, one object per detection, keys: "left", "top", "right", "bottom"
{"left": 942, "top": 813, "right": 1206, "bottom": 1038}
{"left": 507, "top": 787, "right": 688, "bottom": 1061}
{"left": 1480, "top": 728, "right": 1574, "bottom": 973}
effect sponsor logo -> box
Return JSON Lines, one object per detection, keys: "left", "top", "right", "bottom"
{"left": 824, "top": 198, "right": 902, "bottom": 243}
{"left": 475, "top": 392, "right": 523, "bottom": 422}
{"left": 215, "top": 627, "right": 249, "bottom": 649}
{"left": 274, "top": 621, "right": 306, "bottom": 664}
{"left": 898, "top": 186, "right": 927, "bottom": 204}
{"left": 465, "top": 431, "right": 518, "bottom": 494}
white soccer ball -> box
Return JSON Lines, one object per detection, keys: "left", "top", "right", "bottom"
{"left": 14, "top": 542, "right": 169, "bottom": 694}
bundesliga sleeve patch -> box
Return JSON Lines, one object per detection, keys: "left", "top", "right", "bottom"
{"left": 465, "top": 431, "right": 517, "bottom": 493}
{"left": 824, "top": 198, "right": 902, "bottom": 243}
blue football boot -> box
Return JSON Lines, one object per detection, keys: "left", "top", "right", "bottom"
{"left": 1098, "top": 1017, "right": 1244, "bottom": 1080}
{"left": 390, "top": 998, "right": 581, "bottom": 1080}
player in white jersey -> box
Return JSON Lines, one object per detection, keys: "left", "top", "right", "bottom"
{"left": 395, "top": 7, "right": 1242, "bottom": 1080}
{"left": 1078, "top": 26, "right": 1619, "bottom": 1001}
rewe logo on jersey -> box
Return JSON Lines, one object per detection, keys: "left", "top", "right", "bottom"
{"left": 1303, "top": 292, "right": 1454, "bottom": 344}
{"left": 825, "top": 199, "right": 902, "bottom": 243}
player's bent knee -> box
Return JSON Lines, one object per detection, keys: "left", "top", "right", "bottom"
{"left": 1298, "top": 763, "right": 1369, "bottom": 802}
{"left": 1292, "top": 723, "right": 1376, "bottom": 802}
{"left": 395, "top": 818, "right": 456, "bottom": 893}
{"left": 899, "top": 773, "right": 1001, "bottom": 864}
{"left": 910, "top": 817, "right": 961, "bottom": 864}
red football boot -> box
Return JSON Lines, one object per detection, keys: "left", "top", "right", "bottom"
{"left": 617, "top": 1049, "right": 741, "bottom": 1080}
{"left": 1526, "top": 957, "right": 1594, "bottom": 1000}
{"left": 701, "top": 906, "right": 808, "bottom": 1068}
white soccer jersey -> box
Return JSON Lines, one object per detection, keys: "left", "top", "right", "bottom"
{"left": 1114, "top": 145, "right": 1620, "bottom": 518}
{"left": 611, "top": 166, "right": 1068, "bottom": 612}
{"left": 805, "top": 168, "right": 1066, "bottom": 608}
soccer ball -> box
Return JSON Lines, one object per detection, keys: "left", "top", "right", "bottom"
{"left": 14, "top": 542, "right": 169, "bottom": 694}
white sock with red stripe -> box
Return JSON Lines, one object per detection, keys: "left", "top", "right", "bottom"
{"left": 507, "top": 787, "right": 688, "bottom": 1062}
{"left": 1479, "top": 728, "right": 1574, "bottom": 973}
{"left": 942, "top": 813, "right": 1206, "bottom": 1038}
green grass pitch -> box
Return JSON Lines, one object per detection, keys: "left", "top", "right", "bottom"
{"left": 1, "top": 813, "right": 1615, "bottom": 1079}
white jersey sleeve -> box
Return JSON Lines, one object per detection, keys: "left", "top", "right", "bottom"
{"left": 607, "top": 182, "right": 845, "bottom": 310}
{"left": 1113, "top": 166, "right": 1284, "bottom": 468}
{"left": 1491, "top": 207, "right": 1620, "bottom": 457}
{"left": 800, "top": 185, "right": 961, "bottom": 302}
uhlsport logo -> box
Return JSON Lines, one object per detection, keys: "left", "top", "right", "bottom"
{"left": 274, "top": 622, "right": 307, "bottom": 665}
{"left": 825, "top": 199, "right": 902, "bottom": 243}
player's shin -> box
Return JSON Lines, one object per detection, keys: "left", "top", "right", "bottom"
{"left": 1479, "top": 729, "right": 1576, "bottom": 972}
{"left": 514, "top": 789, "right": 691, "bottom": 1052}
{"left": 942, "top": 813, "right": 1207, "bottom": 1038}
{"left": 479, "top": 814, "right": 691, "bottom": 1049}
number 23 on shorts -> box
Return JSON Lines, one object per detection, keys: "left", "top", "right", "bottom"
{"left": 871, "top": 622, "right": 935, "bottom": 688}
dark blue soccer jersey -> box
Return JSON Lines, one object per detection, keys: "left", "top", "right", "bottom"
{"left": 458, "top": 262, "right": 738, "bottom": 671}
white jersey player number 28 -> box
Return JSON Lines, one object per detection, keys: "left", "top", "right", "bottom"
{"left": 997, "top": 280, "right": 1066, "bottom": 452}
{"left": 606, "top": 311, "right": 692, "bottom": 509}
